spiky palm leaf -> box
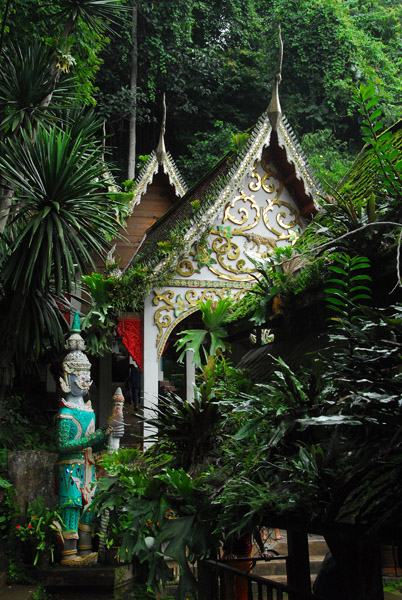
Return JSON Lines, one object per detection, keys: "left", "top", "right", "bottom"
{"left": 16, "top": 289, "right": 70, "bottom": 359}
{"left": 0, "top": 43, "right": 74, "bottom": 136}
{"left": 56, "top": 0, "right": 125, "bottom": 34}
{"left": 0, "top": 124, "right": 122, "bottom": 296}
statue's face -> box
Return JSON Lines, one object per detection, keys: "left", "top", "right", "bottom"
{"left": 68, "top": 370, "right": 92, "bottom": 397}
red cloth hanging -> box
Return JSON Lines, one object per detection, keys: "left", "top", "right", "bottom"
{"left": 116, "top": 318, "right": 144, "bottom": 371}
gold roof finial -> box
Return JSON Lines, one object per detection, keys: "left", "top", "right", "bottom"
{"left": 267, "top": 24, "right": 283, "bottom": 131}
{"left": 156, "top": 92, "right": 167, "bottom": 165}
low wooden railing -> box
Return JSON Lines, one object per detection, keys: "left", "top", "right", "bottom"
{"left": 198, "top": 556, "right": 319, "bottom": 600}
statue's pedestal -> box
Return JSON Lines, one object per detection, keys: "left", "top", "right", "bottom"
{"left": 28, "top": 563, "right": 138, "bottom": 594}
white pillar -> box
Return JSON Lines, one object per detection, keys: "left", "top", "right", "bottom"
{"left": 143, "top": 293, "right": 159, "bottom": 448}
{"left": 186, "top": 348, "right": 195, "bottom": 403}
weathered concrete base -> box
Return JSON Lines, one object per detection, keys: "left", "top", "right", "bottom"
{"left": 27, "top": 563, "right": 138, "bottom": 592}
{"left": 8, "top": 450, "right": 58, "bottom": 512}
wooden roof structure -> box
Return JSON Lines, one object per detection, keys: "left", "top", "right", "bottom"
{"left": 131, "top": 114, "right": 321, "bottom": 275}
{"left": 108, "top": 100, "right": 187, "bottom": 272}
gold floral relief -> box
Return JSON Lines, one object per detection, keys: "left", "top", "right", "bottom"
{"left": 255, "top": 156, "right": 283, "bottom": 197}
{"left": 249, "top": 160, "right": 261, "bottom": 192}
{"left": 208, "top": 231, "right": 250, "bottom": 281}
{"left": 174, "top": 157, "right": 302, "bottom": 283}
{"left": 262, "top": 199, "right": 302, "bottom": 239}
{"left": 184, "top": 288, "right": 220, "bottom": 306}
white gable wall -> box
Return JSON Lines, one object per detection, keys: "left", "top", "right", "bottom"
{"left": 142, "top": 145, "right": 311, "bottom": 444}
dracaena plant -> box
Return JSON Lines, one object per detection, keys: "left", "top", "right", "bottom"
{"left": 0, "top": 120, "right": 124, "bottom": 398}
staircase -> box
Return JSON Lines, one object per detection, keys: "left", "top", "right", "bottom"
{"left": 162, "top": 530, "right": 329, "bottom": 598}
{"left": 252, "top": 530, "right": 329, "bottom": 585}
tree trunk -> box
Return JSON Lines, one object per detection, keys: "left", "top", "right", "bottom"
{"left": 127, "top": 0, "right": 138, "bottom": 181}
{"left": 40, "top": 14, "right": 77, "bottom": 108}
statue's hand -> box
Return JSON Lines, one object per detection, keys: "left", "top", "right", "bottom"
{"left": 103, "top": 421, "right": 114, "bottom": 436}
{"left": 107, "top": 416, "right": 124, "bottom": 438}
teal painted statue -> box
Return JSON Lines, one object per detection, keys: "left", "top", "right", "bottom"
{"left": 56, "top": 313, "right": 113, "bottom": 567}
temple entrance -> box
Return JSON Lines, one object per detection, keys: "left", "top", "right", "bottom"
{"left": 159, "top": 310, "right": 204, "bottom": 402}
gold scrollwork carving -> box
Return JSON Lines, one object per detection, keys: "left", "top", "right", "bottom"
{"left": 256, "top": 157, "right": 284, "bottom": 203}
{"left": 183, "top": 289, "right": 199, "bottom": 306}
{"left": 176, "top": 259, "right": 195, "bottom": 278}
{"left": 177, "top": 157, "right": 303, "bottom": 282}
{"left": 263, "top": 198, "right": 302, "bottom": 239}
{"left": 185, "top": 289, "right": 219, "bottom": 306}
{"left": 249, "top": 169, "right": 261, "bottom": 192}
{"left": 210, "top": 234, "right": 249, "bottom": 277}
{"left": 212, "top": 234, "right": 240, "bottom": 261}
{"left": 223, "top": 192, "right": 260, "bottom": 230}
{"left": 276, "top": 206, "right": 303, "bottom": 231}
{"left": 153, "top": 290, "right": 175, "bottom": 346}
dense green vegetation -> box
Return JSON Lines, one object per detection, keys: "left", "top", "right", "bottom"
{"left": 0, "top": 0, "right": 401, "bottom": 386}
{"left": 0, "top": 1, "right": 129, "bottom": 400}
{"left": 90, "top": 84, "right": 402, "bottom": 599}
{"left": 94, "top": 0, "right": 402, "bottom": 183}
{"left": 2, "top": 0, "right": 401, "bottom": 184}
{"left": 0, "top": 2, "right": 401, "bottom": 596}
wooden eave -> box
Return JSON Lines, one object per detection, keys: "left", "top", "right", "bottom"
{"left": 127, "top": 152, "right": 233, "bottom": 268}
{"left": 268, "top": 129, "right": 319, "bottom": 218}
{"left": 128, "top": 149, "right": 187, "bottom": 216}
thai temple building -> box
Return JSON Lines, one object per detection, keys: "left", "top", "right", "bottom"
{"left": 108, "top": 36, "right": 322, "bottom": 443}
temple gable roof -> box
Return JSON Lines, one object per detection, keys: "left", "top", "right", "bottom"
{"left": 131, "top": 111, "right": 322, "bottom": 274}
{"left": 128, "top": 149, "right": 187, "bottom": 216}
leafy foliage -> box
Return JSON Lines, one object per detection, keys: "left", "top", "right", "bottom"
{"left": 301, "top": 129, "right": 354, "bottom": 191}
{"left": 175, "top": 298, "right": 232, "bottom": 368}
{"left": 81, "top": 272, "right": 118, "bottom": 355}
{"left": 354, "top": 82, "right": 402, "bottom": 198}
{"left": 91, "top": 450, "right": 221, "bottom": 599}
{"left": 14, "top": 497, "right": 63, "bottom": 565}
{"left": 176, "top": 121, "right": 236, "bottom": 186}
{"left": 325, "top": 253, "right": 372, "bottom": 321}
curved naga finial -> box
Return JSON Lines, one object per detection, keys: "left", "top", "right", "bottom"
{"left": 267, "top": 24, "right": 283, "bottom": 131}
{"left": 156, "top": 92, "right": 167, "bottom": 164}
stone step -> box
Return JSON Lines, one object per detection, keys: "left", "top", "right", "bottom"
{"left": 0, "top": 584, "right": 36, "bottom": 600}
{"left": 248, "top": 532, "right": 329, "bottom": 583}
{"left": 263, "top": 535, "right": 329, "bottom": 557}
{"left": 1, "top": 571, "right": 7, "bottom": 588}
{"left": 253, "top": 556, "right": 326, "bottom": 577}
